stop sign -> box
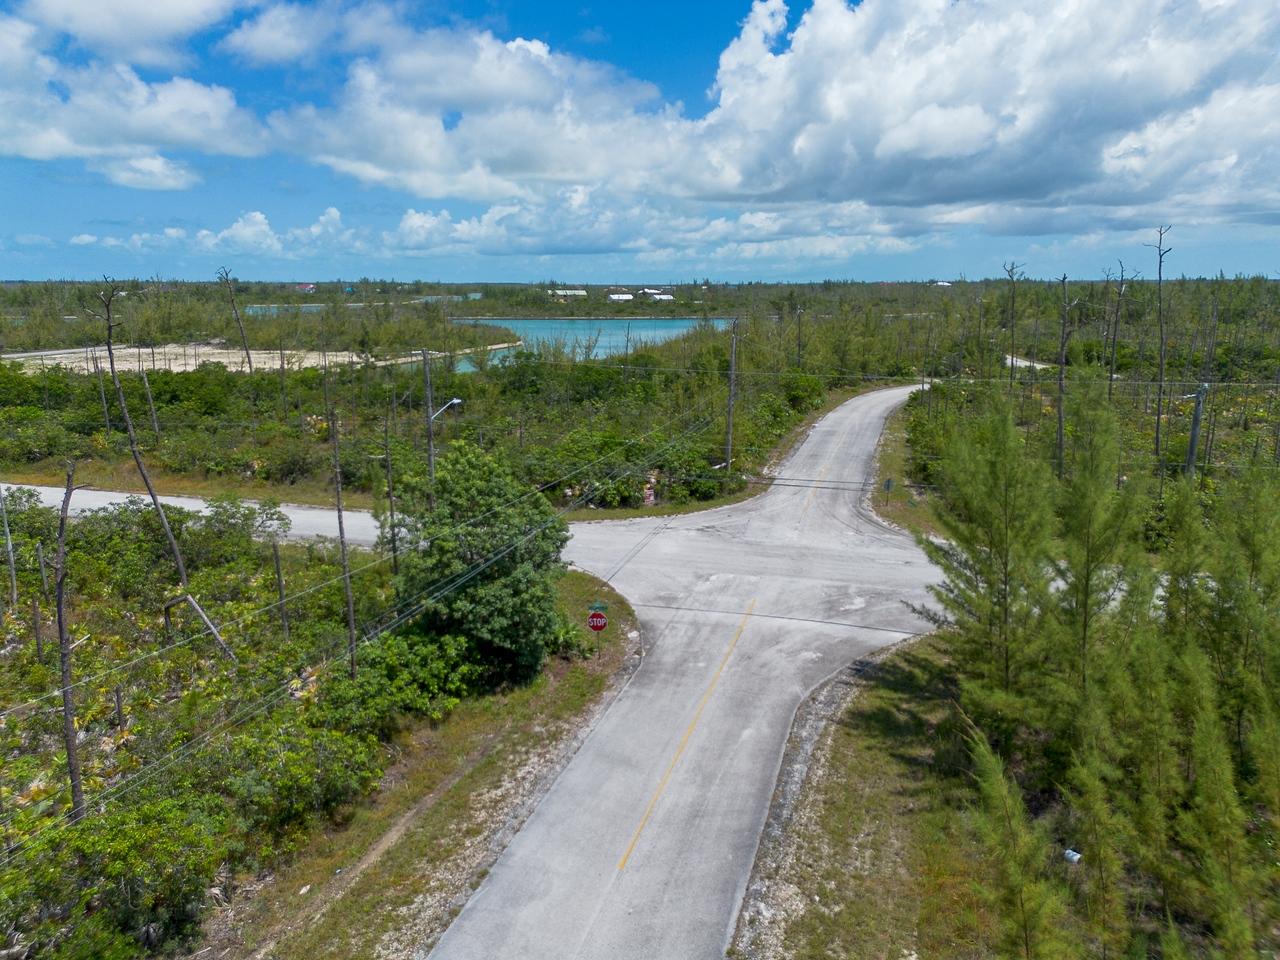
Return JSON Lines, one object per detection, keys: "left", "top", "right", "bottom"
{"left": 587, "top": 610, "right": 608, "bottom": 632}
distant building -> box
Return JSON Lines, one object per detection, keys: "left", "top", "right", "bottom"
{"left": 933, "top": 281, "right": 952, "bottom": 287}
{"left": 608, "top": 293, "right": 634, "bottom": 302}
{"left": 296, "top": 283, "right": 317, "bottom": 294}
{"left": 651, "top": 293, "right": 675, "bottom": 301}
{"left": 549, "top": 289, "right": 588, "bottom": 297}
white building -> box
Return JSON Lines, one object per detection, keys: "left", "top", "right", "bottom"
{"left": 550, "top": 289, "right": 588, "bottom": 296}
{"left": 608, "top": 293, "right": 634, "bottom": 302}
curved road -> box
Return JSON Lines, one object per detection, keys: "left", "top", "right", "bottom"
{"left": 3, "top": 385, "right": 938, "bottom": 959}
{"left": 428, "top": 385, "right": 937, "bottom": 959}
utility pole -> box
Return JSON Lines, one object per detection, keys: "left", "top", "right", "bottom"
{"left": 725, "top": 316, "right": 739, "bottom": 472}
{"left": 0, "top": 484, "right": 16, "bottom": 609}
{"left": 422, "top": 348, "right": 437, "bottom": 509}
{"left": 271, "top": 540, "right": 290, "bottom": 642}
{"left": 379, "top": 416, "right": 399, "bottom": 577}
{"left": 325, "top": 377, "right": 359, "bottom": 680}
{"left": 1185, "top": 383, "right": 1209, "bottom": 477}
{"left": 54, "top": 464, "right": 86, "bottom": 824}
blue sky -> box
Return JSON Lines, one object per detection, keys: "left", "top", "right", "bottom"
{"left": 2, "top": 0, "right": 1278, "bottom": 282}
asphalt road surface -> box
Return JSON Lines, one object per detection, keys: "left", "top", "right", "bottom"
{"left": 2, "top": 385, "right": 938, "bottom": 958}
{"left": 426, "top": 384, "right": 938, "bottom": 960}
{"left": 6, "top": 484, "right": 382, "bottom": 546}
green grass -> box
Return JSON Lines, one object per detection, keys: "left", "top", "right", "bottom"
{"left": 200, "top": 570, "right": 637, "bottom": 958}
{"left": 766, "top": 638, "right": 991, "bottom": 960}
{"left": 870, "top": 401, "right": 940, "bottom": 539}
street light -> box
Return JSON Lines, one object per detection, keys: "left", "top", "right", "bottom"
{"left": 432, "top": 397, "right": 462, "bottom": 421}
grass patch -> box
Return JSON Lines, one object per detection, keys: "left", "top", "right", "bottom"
{"left": 199, "top": 570, "right": 637, "bottom": 959}
{"left": 767, "top": 638, "right": 991, "bottom": 960}
{"left": 870, "top": 401, "right": 940, "bottom": 539}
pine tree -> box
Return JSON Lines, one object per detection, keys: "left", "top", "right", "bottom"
{"left": 969, "top": 728, "right": 1080, "bottom": 960}
{"left": 1066, "top": 747, "right": 1130, "bottom": 958}
{"left": 1053, "top": 386, "right": 1139, "bottom": 719}
{"left": 921, "top": 400, "right": 1055, "bottom": 749}
{"left": 1160, "top": 479, "right": 1210, "bottom": 653}
{"left": 1174, "top": 649, "right": 1255, "bottom": 958}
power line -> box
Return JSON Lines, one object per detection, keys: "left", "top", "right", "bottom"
{"left": 0, "top": 415, "right": 714, "bottom": 860}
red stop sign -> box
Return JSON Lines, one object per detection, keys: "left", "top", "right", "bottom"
{"left": 587, "top": 610, "right": 608, "bottom": 632}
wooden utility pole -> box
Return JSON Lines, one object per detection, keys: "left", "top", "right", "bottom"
{"left": 0, "top": 484, "right": 16, "bottom": 609}
{"left": 422, "top": 348, "right": 437, "bottom": 509}
{"left": 725, "top": 317, "right": 739, "bottom": 472}
{"left": 381, "top": 416, "right": 400, "bottom": 577}
{"left": 326, "top": 378, "right": 359, "bottom": 679}
{"left": 54, "top": 464, "right": 85, "bottom": 824}
{"left": 271, "top": 540, "right": 290, "bottom": 642}
{"left": 1185, "top": 383, "right": 1209, "bottom": 477}
{"left": 217, "top": 267, "right": 254, "bottom": 374}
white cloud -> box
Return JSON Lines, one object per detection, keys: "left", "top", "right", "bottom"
{"left": 269, "top": 0, "right": 1280, "bottom": 239}
{"left": 92, "top": 155, "right": 201, "bottom": 189}
{"left": 69, "top": 233, "right": 98, "bottom": 245}
{"left": 21, "top": 0, "right": 246, "bottom": 65}
{"left": 221, "top": 3, "right": 340, "bottom": 64}
{"left": 0, "top": 16, "right": 264, "bottom": 187}
{"left": 196, "top": 211, "right": 284, "bottom": 256}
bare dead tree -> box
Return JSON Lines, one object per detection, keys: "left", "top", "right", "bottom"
{"left": 216, "top": 267, "right": 253, "bottom": 374}
{"left": 1005, "top": 261, "right": 1024, "bottom": 388}
{"left": 54, "top": 464, "right": 86, "bottom": 823}
{"left": 92, "top": 279, "right": 189, "bottom": 587}
{"left": 1148, "top": 226, "right": 1173, "bottom": 461}
{"left": 1056, "top": 275, "right": 1082, "bottom": 479}
{"left": 1107, "top": 261, "right": 1129, "bottom": 400}
{"left": 140, "top": 366, "right": 161, "bottom": 439}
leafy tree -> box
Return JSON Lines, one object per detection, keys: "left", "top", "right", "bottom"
{"left": 393, "top": 441, "right": 568, "bottom": 683}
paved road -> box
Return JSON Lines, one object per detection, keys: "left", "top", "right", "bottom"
{"left": 4, "top": 484, "right": 382, "bottom": 546}
{"left": 427, "top": 385, "right": 938, "bottom": 960}
{"left": 3, "top": 386, "right": 938, "bottom": 958}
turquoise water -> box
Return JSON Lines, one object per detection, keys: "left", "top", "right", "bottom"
{"left": 456, "top": 317, "right": 728, "bottom": 369}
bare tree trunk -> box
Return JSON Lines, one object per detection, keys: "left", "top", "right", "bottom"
{"left": 1151, "top": 226, "right": 1172, "bottom": 460}
{"left": 94, "top": 280, "right": 188, "bottom": 587}
{"left": 1056, "top": 275, "right": 1072, "bottom": 479}
{"left": 1107, "top": 262, "right": 1126, "bottom": 401}
{"left": 92, "top": 350, "right": 111, "bottom": 432}
{"left": 217, "top": 267, "right": 253, "bottom": 374}
{"left": 326, "top": 377, "right": 359, "bottom": 679}
{"left": 36, "top": 541, "right": 48, "bottom": 596}
{"left": 1005, "top": 262, "right": 1022, "bottom": 388}
{"left": 27, "top": 598, "right": 43, "bottom": 669}
{"left": 54, "top": 464, "right": 86, "bottom": 823}
{"left": 140, "top": 367, "right": 160, "bottom": 439}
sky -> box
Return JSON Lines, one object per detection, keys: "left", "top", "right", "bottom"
{"left": 1, "top": 0, "right": 1278, "bottom": 282}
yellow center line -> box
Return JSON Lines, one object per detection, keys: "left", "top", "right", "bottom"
{"left": 617, "top": 598, "right": 758, "bottom": 871}
{"left": 799, "top": 463, "right": 831, "bottom": 519}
